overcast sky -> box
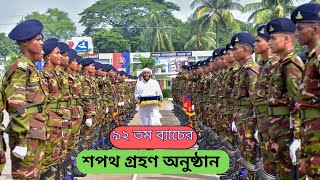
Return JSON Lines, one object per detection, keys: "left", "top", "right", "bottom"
{"left": 0, "top": 0, "right": 308, "bottom": 35}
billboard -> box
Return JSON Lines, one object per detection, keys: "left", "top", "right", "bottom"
{"left": 113, "top": 53, "right": 131, "bottom": 73}
{"left": 67, "top": 37, "right": 93, "bottom": 53}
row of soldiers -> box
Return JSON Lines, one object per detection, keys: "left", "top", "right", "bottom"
{"left": 0, "top": 19, "right": 138, "bottom": 179}
{"left": 173, "top": 3, "right": 319, "bottom": 180}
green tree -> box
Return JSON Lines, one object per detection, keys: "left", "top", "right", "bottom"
{"left": 0, "top": 33, "right": 19, "bottom": 56}
{"left": 184, "top": 31, "right": 216, "bottom": 50}
{"left": 79, "top": 0, "right": 180, "bottom": 51}
{"left": 127, "top": 55, "right": 162, "bottom": 76}
{"left": 190, "top": 0, "right": 243, "bottom": 47}
{"left": 243, "top": 0, "right": 301, "bottom": 25}
{"left": 140, "top": 12, "right": 174, "bottom": 52}
{"left": 23, "top": 8, "right": 76, "bottom": 41}
{"left": 92, "top": 29, "right": 130, "bottom": 53}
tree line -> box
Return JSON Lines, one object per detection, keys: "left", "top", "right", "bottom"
{"left": 1, "top": 0, "right": 318, "bottom": 56}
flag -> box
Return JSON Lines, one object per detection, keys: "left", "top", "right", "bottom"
{"left": 113, "top": 53, "right": 130, "bottom": 73}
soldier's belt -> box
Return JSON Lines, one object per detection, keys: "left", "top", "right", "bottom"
{"left": 267, "top": 106, "right": 290, "bottom": 116}
{"left": 299, "top": 108, "right": 320, "bottom": 119}
{"left": 46, "top": 101, "right": 68, "bottom": 109}
{"left": 256, "top": 104, "right": 268, "bottom": 114}
{"left": 26, "top": 105, "right": 43, "bottom": 113}
{"left": 234, "top": 100, "right": 252, "bottom": 106}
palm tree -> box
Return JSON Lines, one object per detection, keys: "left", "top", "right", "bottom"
{"left": 140, "top": 12, "right": 174, "bottom": 52}
{"left": 190, "top": 0, "right": 243, "bottom": 47}
{"left": 126, "top": 55, "right": 162, "bottom": 77}
{"left": 243, "top": 0, "right": 302, "bottom": 26}
{"left": 184, "top": 31, "right": 216, "bottom": 50}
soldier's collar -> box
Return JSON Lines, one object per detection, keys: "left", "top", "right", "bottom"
{"left": 19, "top": 54, "right": 37, "bottom": 67}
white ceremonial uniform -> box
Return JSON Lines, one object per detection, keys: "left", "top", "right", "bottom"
{"left": 134, "top": 79, "right": 163, "bottom": 125}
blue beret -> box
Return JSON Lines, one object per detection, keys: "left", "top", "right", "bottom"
{"left": 103, "top": 64, "right": 113, "bottom": 72}
{"left": 79, "top": 58, "right": 94, "bottom": 66}
{"left": 43, "top": 38, "right": 59, "bottom": 56}
{"left": 291, "top": 3, "right": 320, "bottom": 24}
{"left": 207, "top": 56, "right": 214, "bottom": 63}
{"left": 221, "top": 48, "right": 227, "bottom": 55}
{"left": 257, "top": 24, "right": 270, "bottom": 42}
{"left": 191, "top": 64, "right": 197, "bottom": 70}
{"left": 266, "top": 18, "right": 296, "bottom": 34}
{"left": 231, "top": 32, "right": 256, "bottom": 48}
{"left": 8, "top": 19, "right": 43, "bottom": 41}
{"left": 120, "top": 71, "right": 127, "bottom": 76}
{"left": 181, "top": 65, "right": 189, "bottom": 70}
{"left": 58, "top": 42, "right": 69, "bottom": 54}
{"left": 196, "top": 61, "right": 202, "bottom": 68}
{"left": 202, "top": 60, "right": 209, "bottom": 67}
{"left": 213, "top": 48, "right": 223, "bottom": 57}
{"left": 76, "top": 55, "right": 83, "bottom": 64}
{"left": 94, "top": 62, "right": 103, "bottom": 69}
{"left": 68, "top": 49, "right": 77, "bottom": 62}
{"left": 225, "top": 43, "right": 234, "bottom": 52}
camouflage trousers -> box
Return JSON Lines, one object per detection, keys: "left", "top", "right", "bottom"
{"left": 268, "top": 115, "right": 293, "bottom": 179}
{"left": 68, "top": 105, "right": 84, "bottom": 151}
{"left": 42, "top": 109, "right": 63, "bottom": 174}
{"left": 299, "top": 117, "right": 320, "bottom": 179}
{"left": 256, "top": 113, "right": 277, "bottom": 176}
{"left": 60, "top": 106, "right": 72, "bottom": 163}
{"left": 236, "top": 106, "right": 255, "bottom": 164}
{"left": 9, "top": 137, "right": 45, "bottom": 180}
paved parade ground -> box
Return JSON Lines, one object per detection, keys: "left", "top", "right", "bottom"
{"left": 0, "top": 100, "right": 219, "bottom": 180}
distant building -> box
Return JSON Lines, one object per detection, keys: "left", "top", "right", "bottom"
{"left": 93, "top": 51, "right": 213, "bottom": 89}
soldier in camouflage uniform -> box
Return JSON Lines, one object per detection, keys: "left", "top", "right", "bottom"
{"left": 215, "top": 48, "right": 228, "bottom": 136}
{"left": 291, "top": 4, "right": 320, "bottom": 179}
{"left": 3, "top": 19, "right": 47, "bottom": 179}
{"left": 67, "top": 51, "right": 84, "bottom": 153}
{"left": 40, "top": 38, "right": 64, "bottom": 177}
{"left": 221, "top": 43, "right": 240, "bottom": 143}
{"left": 231, "top": 32, "right": 259, "bottom": 178}
{"left": 79, "top": 58, "right": 97, "bottom": 149}
{"left": 210, "top": 49, "right": 223, "bottom": 134}
{"left": 252, "top": 25, "right": 279, "bottom": 175}
{"left": 266, "top": 18, "right": 304, "bottom": 179}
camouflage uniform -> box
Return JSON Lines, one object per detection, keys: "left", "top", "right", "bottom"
{"left": 295, "top": 46, "right": 320, "bottom": 179}
{"left": 234, "top": 58, "right": 259, "bottom": 164}
{"left": 40, "top": 67, "right": 63, "bottom": 174}
{"left": 253, "top": 55, "right": 279, "bottom": 175}
{"left": 222, "top": 63, "right": 240, "bottom": 142}
{"left": 55, "top": 67, "right": 72, "bottom": 162}
{"left": 268, "top": 52, "right": 304, "bottom": 178}
{"left": 68, "top": 73, "right": 84, "bottom": 151}
{"left": 3, "top": 55, "right": 47, "bottom": 179}
{"left": 80, "top": 74, "right": 97, "bottom": 148}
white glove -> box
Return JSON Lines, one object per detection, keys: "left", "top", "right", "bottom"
{"left": 12, "top": 146, "right": 28, "bottom": 159}
{"left": 121, "top": 102, "right": 124, "bottom": 106}
{"left": 289, "top": 139, "right": 301, "bottom": 165}
{"left": 128, "top": 99, "right": 131, "bottom": 103}
{"left": 254, "top": 130, "right": 259, "bottom": 143}
{"left": 85, "top": 118, "right": 92, "bottom": 127}
{"left": 118, "top": 102, "right": 122, "bottom": 107}
{"left": 231, "top": 121, "right": 237, "bottom": 132}
{"left": 191, "top": 105, "right": 195, "bottom": 112}
{"left": 105, "top": 107, "right": 109, "bottom": 113}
